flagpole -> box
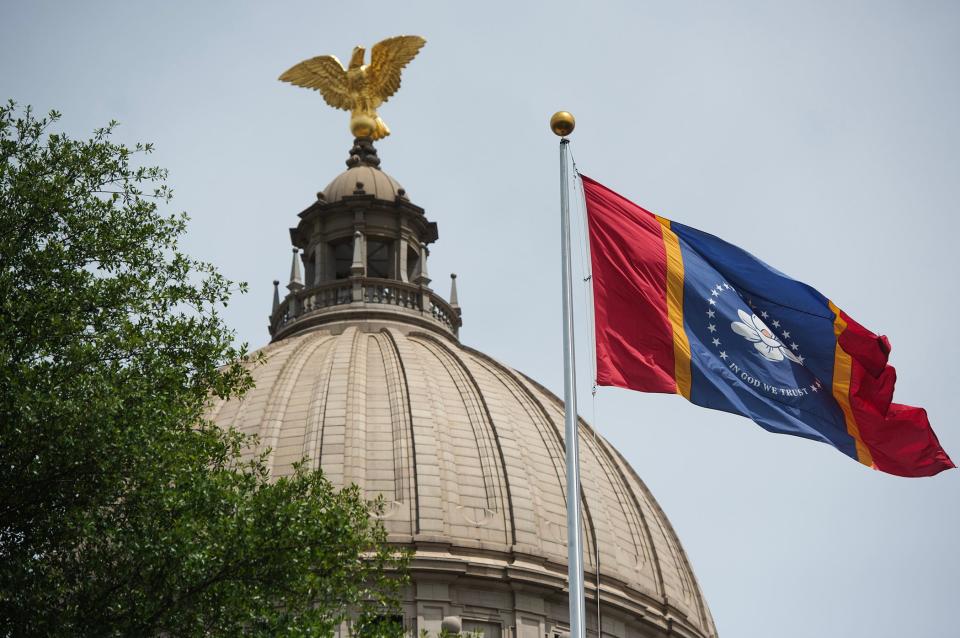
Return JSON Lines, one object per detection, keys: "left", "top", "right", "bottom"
{"left": 551, "top": 111, "right": 585, "bottom": 638}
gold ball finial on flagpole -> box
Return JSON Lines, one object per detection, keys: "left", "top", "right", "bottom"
{"left": 550, "top": 111, "right": 575, "bottom": 137}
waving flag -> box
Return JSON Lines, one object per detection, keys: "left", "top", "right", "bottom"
{"left": 582, "top": 175, "right": 953, "bottom": 477}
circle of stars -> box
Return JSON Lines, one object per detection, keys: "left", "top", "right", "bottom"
{"left": 704, "top": 282, "right": 817, "bottom": 373}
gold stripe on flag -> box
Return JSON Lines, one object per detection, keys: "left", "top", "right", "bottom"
{"left": 828, "top": 300, "right": 874, "bottom": 467}
{"left": 656, "top": 216, "right": 692, "bottom": 400}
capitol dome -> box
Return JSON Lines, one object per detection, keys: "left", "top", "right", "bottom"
{"left": 213, "top": 139, "right": 716, "bottom": 638}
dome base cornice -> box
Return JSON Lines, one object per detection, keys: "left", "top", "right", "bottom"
{"left": 396, "top": 545, "right": 711, "bottom": 638}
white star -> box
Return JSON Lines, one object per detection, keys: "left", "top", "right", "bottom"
{"left": 707, "top": 309, "right": 715, "bottom": 318}
{"left": 715, "top": 284, "right": 724, "bottom": 292}
{"left": 719, "top": 351, "right": 728, "bottom": 360}
{"left": 782, "top": 330, "right": 791, "bottom": 338}
{"left": 761, "top": 311, "right": 769, "bottom": 319}
{"left": 798, "top": 354, "right": 805, "bottom": 364}
{"left": 791, "top": 342, "right": 799, "bottom": 351}
{"left": 712, "top": 337, "right": 721, "bottom": 346}
{"left": 772, "top": 320, "right": 780, "bottom": 328}
{"left": 707, "top": 324, "right": 717, "bottom": 333}
{"left": 711, "top": 289, "right": 719, "bottom": 297}
{"left": 708, "top": 298, "right": 716, "bottom": 306}
{"left": 811, "top": 384, "right": 819, "bottom": 392}
{"left": 723, "top": 282, "right": 731, "bottom": 290}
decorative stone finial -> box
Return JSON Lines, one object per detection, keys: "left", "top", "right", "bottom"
{"left": 272, "top": 280, "right": 280, "bottom": 313}
{"left": 345, "top": 137, "right": 381, "bottom": 169}
{"left": 288, "top": 248, "right": 304, "bottom": 291}
{"left": 449, "top": 273, "right": 459, "bottom": 309}
{"left": 441, "top": 617, "right": 462, "bottom": 634}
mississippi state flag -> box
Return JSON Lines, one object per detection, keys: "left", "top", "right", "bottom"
{"left": 582, "top": 175, "right": 954, "bottom": 477}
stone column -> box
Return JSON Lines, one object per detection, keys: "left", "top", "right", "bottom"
{"left": 415, "top": 242, "right": 431, "bottom": 286}
{"left": 397, "top": 237, "right": 409, "bottom": 283}
{"left": 351, "top": 231, "right": 365, "bottom": 302}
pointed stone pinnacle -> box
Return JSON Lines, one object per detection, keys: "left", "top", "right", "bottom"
{"left": 288, "top": 248, "right": 304, "bottom": 291}
{"left": 449, "top": 273, "right": 459, "bottom": 308}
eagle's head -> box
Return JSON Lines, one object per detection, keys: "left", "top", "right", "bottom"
{"left": 348, "top": 46, "right": 366, "bottom": 70}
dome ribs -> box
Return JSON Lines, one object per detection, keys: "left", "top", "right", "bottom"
{"left": 583, "top": 434, "right": 663, "bottom": 596}
{"left": 461, "top": 350, "right": 602, "bottom": 583}
{"left": 527, "top": 398, "right": 610, "bottom": 585}
{"left": 578, "top": 428, "right": 657, "bottom": 585}
{"left": 302, "top": 332, "right": 336, "bottom": 472}
{"left": 317, "top": 327, "right": 362, "bottom": 487}
{"left": 510, "top": 371, "right": 709, "bottom": 625}
{"left": 609, "top": 447, "right": 715, "bottom": 636}
{"left": 380, "top": 329, "right": 421, "bottom": 535}
{"left": 368, "top": 331, "right": 417, "bottom": 534}
{"left": 210, "top": 326, "right": 717, "bottom": 637}
{"left": 343, "top": 328, "right": 368, "bottom": 491}
{"left": 215, "top": 338, "right": 299, "bottom": 449}
{"left": 469, "top": 356, "right": 568, "bottom": 555}
{"left": 412, "top": 338, "right": 470, "bottom": 538}
{"left": 577, "top": 428, "right": 632, "bottom": 571}
{"left": 363, "top": 335, "right": 399, "bottom": 502}
{"left": 386, "top": 330, "right": 448, "bottom": 539}
{"left": 410, "top": 334, "right": 515, "bottom": 547}
{"left": 257, "top": 333, "right": 333, "bottom": 476}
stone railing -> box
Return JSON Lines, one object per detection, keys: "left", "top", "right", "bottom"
{"left": 270, "top": 277, "right": 461, "bottom": 339}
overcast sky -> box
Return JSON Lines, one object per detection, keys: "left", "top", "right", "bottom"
{"left": 3, "top": 2, "right": 958, "bottom": 636}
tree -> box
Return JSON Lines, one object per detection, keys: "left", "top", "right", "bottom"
{"left": 0, "top": 102, "right": 407, "bottom": 637}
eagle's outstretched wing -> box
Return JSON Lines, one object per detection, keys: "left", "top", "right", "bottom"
{"left": 367, "top": 35, "right": 426, "bottom": 104}
{"left": 278, "top": 55, "right": 353, "bottom": 111}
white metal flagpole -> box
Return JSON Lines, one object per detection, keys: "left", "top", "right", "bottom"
{"left": 551, "top": 111, "right": 586, "bottom": 638}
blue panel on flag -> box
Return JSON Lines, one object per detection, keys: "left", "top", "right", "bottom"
{"left": 676, "top": 235, "right": 859, "bottom": 458}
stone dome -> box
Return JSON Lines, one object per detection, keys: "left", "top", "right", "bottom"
{"left": 322, "top": 165, "right": 405, "bottom": 204}
{"left": 209, "top": 320, "right": 717, "bottom": 638}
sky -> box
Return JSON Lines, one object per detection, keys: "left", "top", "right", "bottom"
{"left": 3, "top": 1, "right": 958, "bottom": 636}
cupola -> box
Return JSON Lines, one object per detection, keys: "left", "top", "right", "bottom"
{"left": 269, "top": 138, "right": 462, "bottom": 341}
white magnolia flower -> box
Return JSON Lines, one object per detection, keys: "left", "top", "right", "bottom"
{"left": 730, "top": 309, "right": 802, "bottom": 364}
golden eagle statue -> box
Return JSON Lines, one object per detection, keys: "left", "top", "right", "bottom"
{"left": 279, "top": 35, "right": 426, "bottom": 140}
